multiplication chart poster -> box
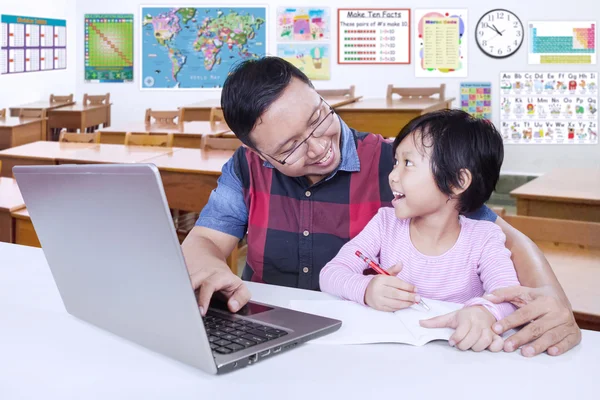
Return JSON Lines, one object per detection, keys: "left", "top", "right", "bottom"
{"left": 338, "top": 9, "right": 410, "bottom": 64}
{"left": 415, "top": 9, "right": 467, "bottom": 77}
{"left": 460, "top": 82, "right": 491, "bottom": 120}
{"left": 1, "top": 14, "right": 67, "bottom": 74}
{"left": 500, "top": 72, "right": 598, "bottom": 144}
{"left": 528, "top": 21, "right": 596, "bottom": 65}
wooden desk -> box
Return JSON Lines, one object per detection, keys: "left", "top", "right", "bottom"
{"left": 510, "top": 168, "right": 600, "bottom": 223}
{"left": 0, "top": 117, "right": 45, "bottom": 150}
{"left": 180, "top": 96, "right": 362, "bottom": 122}
{"left": 8, "top": 100, "right": 75, "bottom": 117}
{"left": 55, "top": 143, "right": 178, "bottom": 165}
{"left": 0, "top": 141, "right": 95, "bottom": 177}
{"left": 98, "top": 121, "right": 231, "bottom": 148}
{"left": 144, "top": 148, "right": 233, "bottom": 212}
{"left": 10, "top": 208, "right": 40, "bottom": 247}
{"left": 0, "top": 177, "right": 25, "bottom": 243}
{"left": 47, "top": 104, "right": 112, "bottom": 140}
{"left": 335, "top": 97, "right": 455, "bottom": 137}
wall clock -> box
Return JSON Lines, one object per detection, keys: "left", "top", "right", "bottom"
{"left": 475, "top": 9, "right": 524, "bottom": 58}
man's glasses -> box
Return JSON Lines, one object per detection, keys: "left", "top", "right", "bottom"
{"left": 265, "top": 99, "right": 335, "bottom": 166}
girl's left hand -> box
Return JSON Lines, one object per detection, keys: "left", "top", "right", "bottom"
{"left": 420, "top": 306, "right": 505, "bottom": 352}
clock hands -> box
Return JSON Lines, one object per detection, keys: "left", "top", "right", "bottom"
{"left": 492, "top": 24, "right": 503, "bottom": 36}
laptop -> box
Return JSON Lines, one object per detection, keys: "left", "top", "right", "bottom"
{"left": 13, "top": 163, "right": 341, "bottom": 374}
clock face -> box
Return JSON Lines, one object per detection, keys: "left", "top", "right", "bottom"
{"left": 476, "top": 9, "right": 524, "bottom": 58}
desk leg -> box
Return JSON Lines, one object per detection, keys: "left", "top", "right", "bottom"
{"left": 516, "top": 199, "right": 530, "bottom": 216}
{"left": 0, "top": 212, "right": 14, "bottom": 243}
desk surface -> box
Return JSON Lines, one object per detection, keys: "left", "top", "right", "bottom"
{"left": 98, "top": 121, "right": 230, "bottom": 136}
{"left": 510, "top": 168, "right": 600, "bottom": 204}
{"left": 0, "top": 177, "right": 24, "bottom": 212}
{"left": 183, "top": 96, "right": 361, "bottom": 110}
{"left": 48, "top": 104, "right": 110, "bottom": 113}
{"left": 337, "top": 97, "right": 455, "bottom": 111}
{"left": 9, "top": 100, "right": 75, "bottom": 110}
{"left": 0, "top": 141, "right": 95, "bottom": 160}
{"left": 0, "top": 242, "right": 598, "bottom": 399}
{"left": 56, "top": 143, "right": 179, "bottom": 164}
{"left": 145, "top": 148, "right": 233, "bottom": 175}
{"left": 0, "top": 117, "right": 44, "bottom": 128}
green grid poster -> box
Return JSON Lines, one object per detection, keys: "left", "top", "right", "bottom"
{"left": 85, "top": 14, "right": 133, "bottom": 82}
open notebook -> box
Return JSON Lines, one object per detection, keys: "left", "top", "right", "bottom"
{"left": 288, "top": 298, "right": 464, "bottom": 346}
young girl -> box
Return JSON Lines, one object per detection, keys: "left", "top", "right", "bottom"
{"left": 319, "top": 109, "right": 520, "bottom": 352}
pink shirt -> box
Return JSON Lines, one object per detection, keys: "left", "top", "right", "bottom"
{"left": 319, "top": 208, "right": 520, "bottom": 321}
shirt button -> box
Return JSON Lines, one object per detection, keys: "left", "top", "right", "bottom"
{"left": 303, "top": 267, "right": 309, "bottom": 273}
{"left": 303, "top": 230, "right": 309, "bottom": 236}
{"left": 305, "top": 190, "right": 311, "bottom": 197}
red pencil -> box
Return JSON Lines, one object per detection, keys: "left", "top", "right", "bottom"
{"left": 354, "top": 250, "right": 430, "bottom": 311}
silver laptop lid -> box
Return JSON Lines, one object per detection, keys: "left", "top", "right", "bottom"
{"left": 13, "top": 164, "right": 217, "bottom": 374}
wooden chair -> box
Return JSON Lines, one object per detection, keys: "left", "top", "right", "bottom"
{"left": 490, "top": 206, "right": 507, "bottom": 218}
{"left": 317, "top": 85, "right": 356, "bottom": 98}
{"left": 144, "top": 108, "right": 183, "bottom": 125}
{"left": 49, "top": 94, "right": 74, "bottom": 104}
{"left": 0, "top": 108, "right": 6, "bottom": 118}
{"left": 58, "top": 129, "right": 100, "bottom": 143}
{"left": 124, "top": 132, "right": 174, "bottom": 147}
{"left": 386, "top": 83, "right": 446, "bottom": 101}
{"left": 19, "top": 109, "right": 46, "bottom": 119}
{"left": 83, "top": 93, "right": 110, "bottom": 106}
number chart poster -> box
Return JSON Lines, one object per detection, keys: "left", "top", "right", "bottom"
{"left": 460, "top": 82, "right": 491, "bottom": 120}
{"left": 500, "top": 72, "right": 598, "bottom": 144}
{"left": 276, "top": 7, "right": 330, "bottom": 41}
{"left": 85, "top": 14, "right": 134, "bottom": 83}
{"left": 1, "top": 14, "right": 67, "bottom": 74}
{"left": 528, "top": 21, "right": 596, "bottom": 65}
{"left": 415, "top": 9, "right": 467, "bottom": 77}
{"left": 277, "top": 43, "right": 330, "bottom": 80}
{"left": 338, "top": 9, "right": 410, "bottom": 64}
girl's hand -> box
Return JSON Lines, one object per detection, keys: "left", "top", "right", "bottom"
{"left": 364, "top": 262, "right": 420, "bottom": 312}
{"left": 420, "top": 306, "right": 505, "bottom": 352}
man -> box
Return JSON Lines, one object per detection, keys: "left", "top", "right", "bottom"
{"left": 182, "top": 57, "right": 581, "bottom": 357}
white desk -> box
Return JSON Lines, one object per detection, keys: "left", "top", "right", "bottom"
{"left": 0, "top": 242, "right": 598, "bottom": 399}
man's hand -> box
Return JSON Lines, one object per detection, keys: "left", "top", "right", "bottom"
{"left": 484, "top": 285, "right": 582, "bottom": 357}
{"left": 190, "top": 266, "right": 251, "bottom": 316}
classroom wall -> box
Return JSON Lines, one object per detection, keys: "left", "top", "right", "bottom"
{"left": 0, "top": 0, "right": 77, "bottom": 110}
{"left": 71, "top": 0, "right": 598, "bottom": 174}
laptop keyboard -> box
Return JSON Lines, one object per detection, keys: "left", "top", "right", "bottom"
{"left": 203, "top": 313, "right": 288, "bottom": 355}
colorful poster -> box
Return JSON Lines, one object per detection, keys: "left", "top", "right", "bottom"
{"left": 528, "top": 21, "right": 596, "bottom": 64}
{"left": 276, "top": 7, "right": 329, "bottom": 41}
{"left": 337, "top": 9, "right": 410, "bottom": 64}
{"left": 85, "top": 14, "right": 133, "bottom": 83}
{"left": 415, "top": 9, "right": 467, "bottom": 77}
{"left": 1, "top": 14, "right": 67, "bottom": 74}
{"left": 277, "top": 43, "right": 330, "bottom": 80}
{"left": 500, "top": 72, "right": 598, "bottom": 144}
{"left": 460, "top": 82, "right": 491, "bottom": 120}
{"left": 141, "top": 6, "right": 267, "bottom": 90}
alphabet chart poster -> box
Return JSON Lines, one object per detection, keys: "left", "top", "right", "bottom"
{"left": 460, "top": 82, "right": 491, "bottom": 120}
{"left": 500, "top": 72, "right": 598, "bottom": 144}
{"left": 337, "top": 9, "right": 410, "bottom": 64}
{"left": 415, "top": 9, "right": 467, "bottom": 77}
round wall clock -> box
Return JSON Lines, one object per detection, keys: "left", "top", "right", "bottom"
{"left": 475, "top": 9, "right": 524, "bottom": 58}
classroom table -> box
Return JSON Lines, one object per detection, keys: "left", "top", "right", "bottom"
{"left": 8, "top": 99, "right": 75, "bottom": 117}
{"left": 0, "top": 141, "right": 96, "bottom": 177}
{"left": 0, "top": 178, "right": 25, "bottom": 243}
{"left": 54, "top": 143, "right": 177, "bottom": 165}
{"left": 510, "top": 168, "right": 600, "bottom": 223}
{"left": 335, "top": 97, "right": 455, "bottom": 137}
{"left": 47, "top": 103, "right": 112, "bottom": 140}
{"left": 10, "top": 208, "right": 40, "bottom": 247}
{"left": 0, "top": 117, "right": 46, "bottom": 150}
{"left": 180, "top": 96, "right": 362, "bottom": 122}
{"left": 97, "top": 121, "right": 231, "bottom": 148}
{"left": 0, "top": 242, "right": 598, "bottom": 399}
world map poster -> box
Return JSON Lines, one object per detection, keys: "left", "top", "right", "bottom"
{"left": 141, "top": 6, "right": 267, "bottom": 89}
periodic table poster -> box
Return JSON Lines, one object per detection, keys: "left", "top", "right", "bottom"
{"left": 528, "top": 21, "right": 596, "bottom": 65}
{"left": 500, "top": 72, "right": 598, "bottom": 144}
{"left": 1, "top": 14, "right": 67, "bottom": 74}
{"left": 460, "top": 82, "right": 491, "bottom": 120}
{"left": 338, "top": 9, "right": 410, "bottom": 64}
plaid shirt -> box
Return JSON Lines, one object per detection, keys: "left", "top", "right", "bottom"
{"left": 196, "top": 118, "right": 497, "bottom": 290}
